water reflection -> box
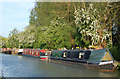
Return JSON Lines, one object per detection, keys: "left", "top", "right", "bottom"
{"left": 1, "top": 53, "right": 119, "bottom": 77}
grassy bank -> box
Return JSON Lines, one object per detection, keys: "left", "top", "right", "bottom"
{"left": 116, "top": 61, "right": 120, "bottom": 66}
{"left": 115, "top": 61, "right": 120, "bottom": 70}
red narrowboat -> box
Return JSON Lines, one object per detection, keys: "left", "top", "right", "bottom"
{"left": 23, "top": 49, "right": 40, "bottom": 57}
{"left": 22, "top": 49, "right": 49, "bottom": 60}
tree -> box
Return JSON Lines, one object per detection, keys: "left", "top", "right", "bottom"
{"left": 74, "top": 3, "right": 112, "bottom": 47}
{"left": 17, "top": 25, "right": 36, "bottom": 48}
{"left": 34, "top": 17, "right": 76, "bottom": 49}
{"left": 7, "top": 28, "right": 19, "bottom": 48}
{"left": 0, "top": 36, "right": 7, "bottom": 48}
{"left": 29, "top": 8, "right": 37, "bottom": 25}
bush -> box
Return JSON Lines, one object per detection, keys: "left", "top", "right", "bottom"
{"left": 110, "top": 45, "right": 120, "bottom": 61}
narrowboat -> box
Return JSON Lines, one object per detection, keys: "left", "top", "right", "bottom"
{"left": 50, "top": 50, "right": 91, "bottom": 63}
{"left": 50, "top": 49, "right": 114, "bottom": 66}
{"left": 12, "top": 49, "right": 23, "bottom": 55}
{"left": 17, "top": 49, "right": 23, "bottom": 55}
{"left": 22, "top": 49, "right": 49, "bottom": 60}
{"left": 2, "top": 48, "right": 12, "bottom": 54}
{"left": 22, "top": 49, "right": 40, "bottom": 57}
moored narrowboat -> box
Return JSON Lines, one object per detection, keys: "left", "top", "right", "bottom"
{"left": 22, "top": 49, "right": 49, "bottom": 60}
{"left": 22, "top": 49, "right": 41, "bottom": 57}
{"left": 50, "top": 49, "right": 114, "bottom": 66}
{"left": 50, "top": 50, "right": 91, "bottom": 63}
{"left": 2, "top": 48, "right": 12, "bottom": 54}
{"left": 17, "top": 49, "right": 23, "bottom": 55}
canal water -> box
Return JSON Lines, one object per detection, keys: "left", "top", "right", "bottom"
{"left": 0, "top": 53, "right": 119, "bottom": 77}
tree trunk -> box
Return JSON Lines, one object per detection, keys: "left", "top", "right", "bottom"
{"left": 99, "top": 30, "right": 102, "bottom": 46}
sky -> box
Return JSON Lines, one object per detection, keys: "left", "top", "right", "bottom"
{"left": 0, "top": 1, "right": 35, "bottom": 38}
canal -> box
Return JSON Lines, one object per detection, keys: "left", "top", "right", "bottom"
{"left": 0, "top": 53, "right": 119, "bottom": 77}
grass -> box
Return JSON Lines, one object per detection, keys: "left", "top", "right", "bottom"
{"left": 115, "top": 61, "right": 120, "bottom": 70}
{"left": 116, "top": 61, "right": 120, "bottom": 66}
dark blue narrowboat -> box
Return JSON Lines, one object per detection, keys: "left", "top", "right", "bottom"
{"left": 50, "top": 49, "right": 91, "bottom": 63}
{"left": 50, "top": 49, "right": 114, "bottom": 65}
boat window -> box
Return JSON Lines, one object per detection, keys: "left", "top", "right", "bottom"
{"left": 40, "top": 53, "right": 45, "bottom": 56}
{"left": 32, "top": 51, "right": 34, "bottom": 54}
{"left": 30, "top": 51, "right": 32, "bottom": 54}
{"left": 79, "top": 52, "right": 84, "bottom": 59}
{"left": 45, "top": 53, "right": 47, "bottom": 56}
{"left": 90, "top": 47, "right": 95, "bottom": 49}
{"left": 25, "top": 50, "right": 26, "bottom": 53}
{"left": 36, "top": 51, "right": 39, "bottom": 55}
{"left": 63, "top": 52, "right": 67, "bottom": 58}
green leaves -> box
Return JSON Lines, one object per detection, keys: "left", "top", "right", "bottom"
{"left": 74, "top": 3, "right": 112, "bottom": 47}
{"left": 5, "top": 2, "right": 119, "bottom": 53}
{"left": 34, "top": 17, "right": 72, "bottom": 50}
{"left": 0, "top": 36, "right": 7, "bottom": 48}
{"left": 6, "top": 28, "right": 19, "bottom": 48}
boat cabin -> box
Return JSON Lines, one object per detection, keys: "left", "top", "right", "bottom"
{"left": 51, "top": 50, "right": 91, "bottom": 62}
{"left": 23, "top": 49, "right": 41, "bottom": 57}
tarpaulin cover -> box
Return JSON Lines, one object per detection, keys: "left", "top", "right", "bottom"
{"left": 87, "top": 49, "right": 113, "bottom": 64}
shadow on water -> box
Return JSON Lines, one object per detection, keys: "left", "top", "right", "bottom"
{"left": 0, "top": 53, "right": 119, "bottom": 77}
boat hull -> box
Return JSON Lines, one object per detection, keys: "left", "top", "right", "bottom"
{"left": 2, "top": 50, "right": 12, "bottom": 54}
{"left": 22, "top": 53, "right": 40, "bottom": 58}
{"left": 40, "top": 56, "right": 49, "bottom": 60}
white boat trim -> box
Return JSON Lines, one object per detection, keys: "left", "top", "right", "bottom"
{"left": 99, "top": 60, "right": 113, "bottom": 65}
{"left": 40, "top": 56, "right": 48, "bottom": 58}
{"left": 18, "top": 49, "right": 23, "bottom": 52}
